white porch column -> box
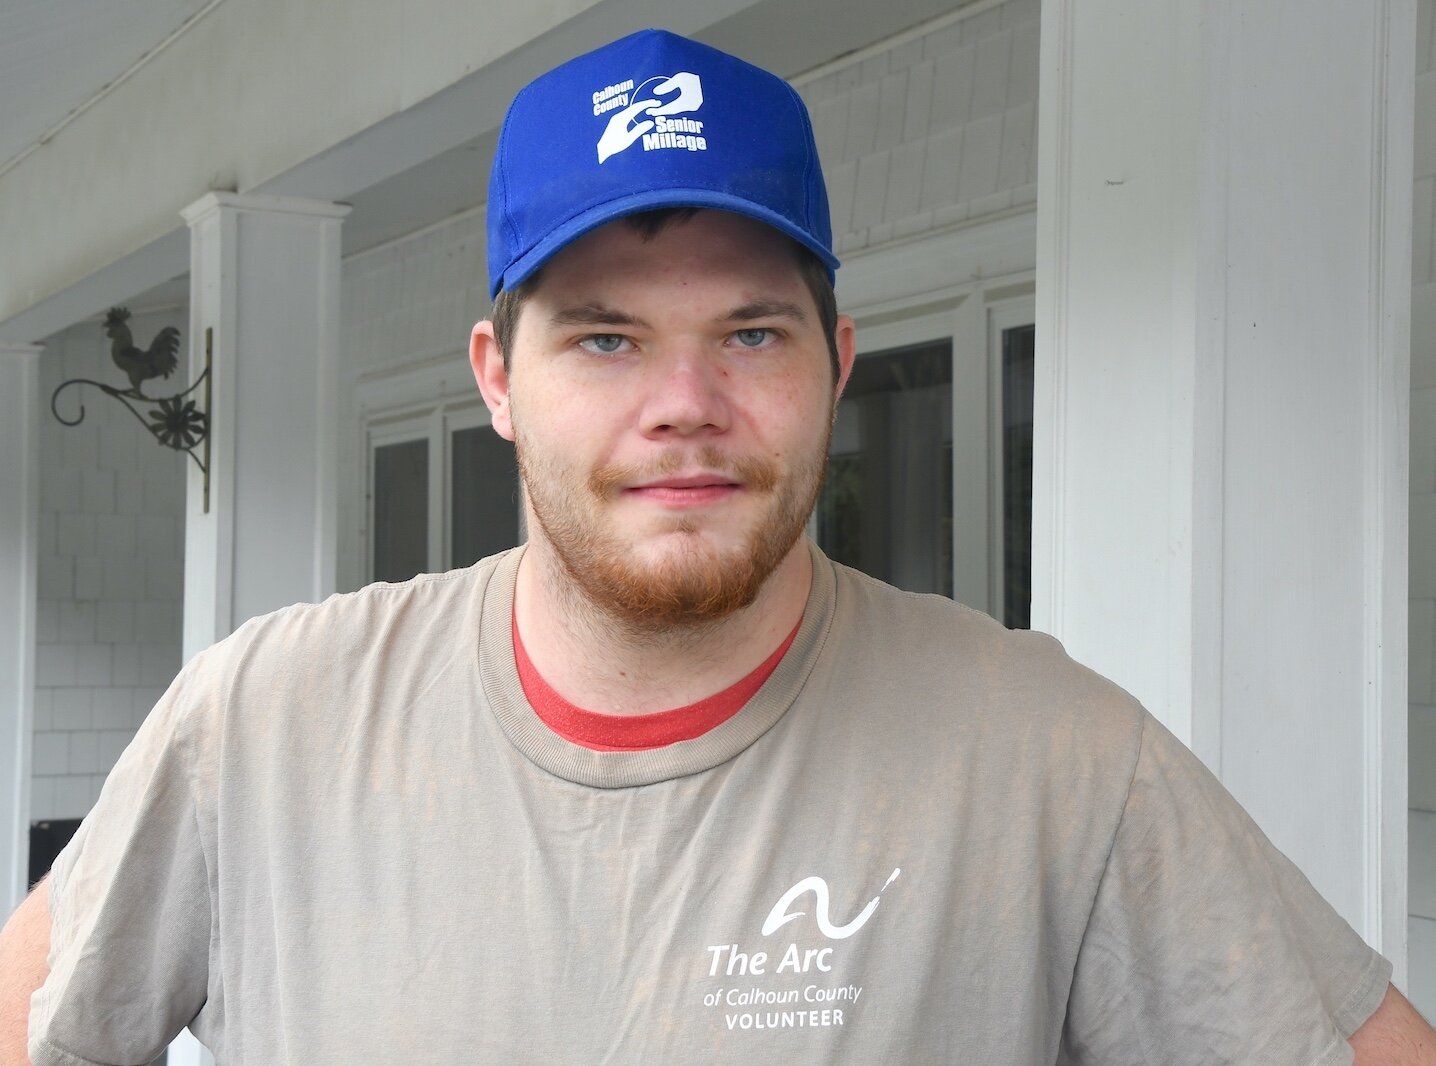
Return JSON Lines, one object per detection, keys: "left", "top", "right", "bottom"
{"left": 172, "top": 193, "right": 348, "bottom": 1066}
{"left": 1035, "top": 0, "right": 1414, "bottom": 975}
{"left": 0, "top": 344, "right": 42, "bottom": 915}
{"left": 179, "top": 193, "right": 350, "bottom": 657}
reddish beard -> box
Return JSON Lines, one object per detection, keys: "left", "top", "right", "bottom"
{"left": 518, "top": 440, "right": 829, "bottom": 629}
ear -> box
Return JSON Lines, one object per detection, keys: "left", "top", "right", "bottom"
{"left": 470, "top": 320, "right": 516, "bottom": 442}
{"left": 833, "top": 313, "right": 857, "bottom": 403}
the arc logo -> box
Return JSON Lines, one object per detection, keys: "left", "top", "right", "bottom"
{"left": 594, "top": 71, "right": 707, "bottom": 163}
{"left": 761, "top": 868, "right": 901, "bottom": 941}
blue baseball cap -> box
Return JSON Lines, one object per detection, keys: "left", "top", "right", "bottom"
{"left": 487, "top": 28, "right": 839, "bottom": 298}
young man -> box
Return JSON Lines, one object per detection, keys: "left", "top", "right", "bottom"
{"left": 3, "top": 27, "right": 1435, "bottom": 1065}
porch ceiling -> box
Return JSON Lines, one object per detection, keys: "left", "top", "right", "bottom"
{"left": 0, "top": 0, "right": 215, "bottom": 173}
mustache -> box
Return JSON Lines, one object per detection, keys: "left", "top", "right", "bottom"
{"left": 588, "top": 445, "right": 780, "bottom": 496}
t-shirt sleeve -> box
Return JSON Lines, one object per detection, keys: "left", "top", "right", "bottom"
{"left": 28, "top": 655, "right": 215, "bottom": 1066}
{"left": 1060, "top": 712, "right": 1392, "bottom": 1066}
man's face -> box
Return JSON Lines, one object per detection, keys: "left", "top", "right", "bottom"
{"left": 477, "top": 210, "right": 854, "bottom": 628}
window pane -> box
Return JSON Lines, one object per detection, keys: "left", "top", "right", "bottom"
{"left": 816, "top": 341, "right": 953, "bottom": 597}
{"left": 451, "top": 426, "right": 520, "bottom": 568}
{"left": 373, "top": 438, "right": 429, "bottom": 583}
{"left": 1002, "top": 324, "right": 1035, "bottom": 629}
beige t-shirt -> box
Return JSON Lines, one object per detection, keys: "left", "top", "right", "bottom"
{"left": 31, "top": 543, "right": 1390, "bottom": 1064}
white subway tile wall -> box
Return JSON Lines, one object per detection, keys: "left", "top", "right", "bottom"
{"left": 32, "top": 309, "right": 186, "bottom": 822}
{"left": 1413, "top": 0, "right": 1436, "bottom": 1018}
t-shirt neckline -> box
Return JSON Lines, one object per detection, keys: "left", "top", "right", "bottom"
{"left": 477, "top": 541, "right": 836, "bottom": 789}
{"left": 513, "top": 611, "right": 803, "bottom": 751}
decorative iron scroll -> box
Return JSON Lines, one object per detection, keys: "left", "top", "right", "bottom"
{"left": 50, "top": 311, "right": 213, "bottom": 512}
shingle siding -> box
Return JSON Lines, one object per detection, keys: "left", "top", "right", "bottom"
{"left": 31, "top": 308, "right": 186, "bottom": 821}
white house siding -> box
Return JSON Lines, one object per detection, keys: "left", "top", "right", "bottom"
{"left": 30, "top": 308, "right": 186, "bottom": 825}
{"left": 1413, "top": 0, "right": 1436, "bottom": 1019}
{"left": 334, "top": 0, "right": 1041, "bottom": 594}
{"left": 795, "top": 0, "right": 1038, "bottom": 257}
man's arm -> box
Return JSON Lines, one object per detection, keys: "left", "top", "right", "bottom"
{"left": 0, "top": 879, "right": 50, "bottom": 1066}
{"left": 1351, "top": 984, "right": 1436, "bottom": 1064}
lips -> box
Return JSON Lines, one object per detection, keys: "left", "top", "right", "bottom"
{"left": 624, "top": 473, "right": 743, "bottom": 507}
{"left": 632, "top": 474, "right": 741, "bottom": 490}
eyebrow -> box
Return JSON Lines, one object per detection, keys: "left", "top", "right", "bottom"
{"left": 722, "top": 299, "right": 809, "bottom": 324}
{"left": 549, "top": 304, "right": 652, "bottom": 330}
{"left": 547, "top": 298, "right": 809, "bottom": 330}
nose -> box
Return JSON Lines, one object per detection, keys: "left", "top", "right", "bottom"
{"left": 637, "top": 348, "right": 731, "bottom": 439}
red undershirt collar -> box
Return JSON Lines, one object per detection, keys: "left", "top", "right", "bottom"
{"left": 512, "top": 612, "right": 802, "bottom": 752}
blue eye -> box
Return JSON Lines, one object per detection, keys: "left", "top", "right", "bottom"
{"left": 580, "top": 334, "right": 629, "bottom": 354}
{"left": 733, "top": 329, "right": 772, "bottom": 348}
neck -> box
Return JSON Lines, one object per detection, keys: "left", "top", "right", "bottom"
{"left": 513, "top": 536, "right": 812, "bottom": 716}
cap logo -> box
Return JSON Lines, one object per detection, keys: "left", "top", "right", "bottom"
{"left": 595, "top": 71, "right": 706, "bottom": 164}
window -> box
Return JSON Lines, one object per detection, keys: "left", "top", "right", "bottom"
{"left": 371, "top": 435, "right": 429, "bottom": 583}
{"left": 997, "top": 322, "right": 1034, "bottom": 630}
{"left": 367, "top": 404, "right": 520, "bottom": 582}
{"left": 815, "top": 296, "right": 1034, "bottom": 627}
{"left": 816, "top": 340, "right": 954, "bottom": 597}
{"left": 451, "top": 423, "right": 522, "bottom": 566}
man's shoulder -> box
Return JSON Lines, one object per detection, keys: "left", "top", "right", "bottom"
{"left": 206, "top": 548, "right": 514, "bottom": 670}
{"left": 157, "top": 549, "right": 515, "bottom": 760}
{"left": 244, "top": 551, "right": 514, "bottom": 643}
{"left": 823, "top": 558, "right": 1147, "bottom": 756}
{"left": 827, "top": 559, "right": 1125, "bottom": 691}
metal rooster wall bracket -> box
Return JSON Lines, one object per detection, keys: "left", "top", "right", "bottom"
{"left": 50, "top": 308, "right": 213, "bottom": 512}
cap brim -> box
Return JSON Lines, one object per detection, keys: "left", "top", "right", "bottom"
{"left": 493, "top": 189, "right": 840, "bottom": 298}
